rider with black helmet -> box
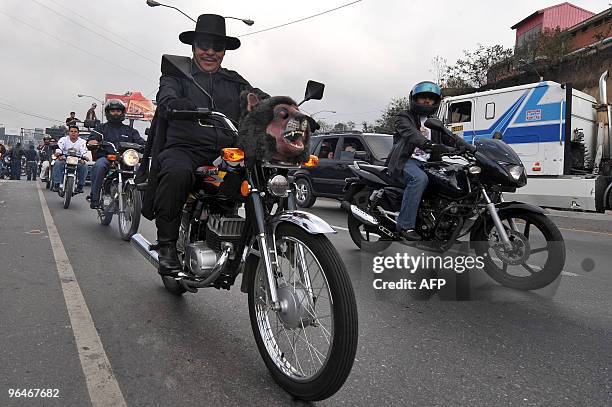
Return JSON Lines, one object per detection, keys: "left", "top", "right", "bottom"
{"left": 386, "top": 81, "right": 460, "bottom": 241}
{"left": 87, "top": 99, "right": 145, "bottom": 209}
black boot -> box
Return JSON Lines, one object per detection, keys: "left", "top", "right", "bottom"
{"left": 157, "top": 242, "right": 182, "bottom": 276}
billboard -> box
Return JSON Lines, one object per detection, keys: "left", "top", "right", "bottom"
{"left": 105, "top": 91, "right": 156, "bottom": 121}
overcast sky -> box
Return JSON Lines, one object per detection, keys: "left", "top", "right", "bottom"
{"left": 0, "top": 0, "right": 608, "bottom": 134}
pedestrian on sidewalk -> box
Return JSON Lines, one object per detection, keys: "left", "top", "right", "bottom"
{"left": 9, "top": 143, "right": 24, "bottom": 180}
{"left": 24, "top": 144, "right": 39, "bottom": 181}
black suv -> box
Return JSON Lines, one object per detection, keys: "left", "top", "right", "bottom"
{"left": 289, "top": 131, "right": 393, "bottom": 207}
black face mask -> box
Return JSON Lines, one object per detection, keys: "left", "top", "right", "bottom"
{"left": 193, "top": 36, "right": 226, "bottom": 52}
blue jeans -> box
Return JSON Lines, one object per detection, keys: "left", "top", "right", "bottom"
{"left": 90, "top": 157, "right": 111, "bottom": 202}
{"left": 396, "top": 159, "right": 428, "bottom": 231}
{"left": 52, "top": 160, "right": 87, "bottom": 188}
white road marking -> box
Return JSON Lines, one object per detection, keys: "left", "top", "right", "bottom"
{"left": 36, "top": 183, "right": 127, "bottom": 407}
{"left": 332, "top": 225, "right": 349, "bottom": 231}
{"left": 561, "top": 271, "right": 580, "bottom": 277}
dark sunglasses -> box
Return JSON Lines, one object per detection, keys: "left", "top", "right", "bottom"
{"left": 194, "top": 39, "right": 226, "bottom": 52}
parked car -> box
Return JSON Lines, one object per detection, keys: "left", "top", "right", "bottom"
{"left": 289, "top": 131, "right": 393, "bottom": 207}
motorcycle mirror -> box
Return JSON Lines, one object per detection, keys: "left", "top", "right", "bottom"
{"left": 298, "top": 80, "right": 325, "bottom": 106}
{"left": 424, "top": 118, "right": 445, "bottom": 131}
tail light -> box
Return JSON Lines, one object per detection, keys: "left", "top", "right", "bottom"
{"left": 222, "top": 148, "right": 245, "bottom": 162}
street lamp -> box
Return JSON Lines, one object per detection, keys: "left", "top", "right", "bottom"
{"left": 145, "top": 1, "right": 254, "bottom": 26}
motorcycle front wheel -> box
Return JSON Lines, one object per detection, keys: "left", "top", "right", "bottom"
{"left": 473, "top": 209, "right": 565, "bottom": 290}
{"left": 63, "top": 177, "right": 74, "bottom": 209}
{"left": 246, "top": 223, "right": 358, "bottom": 401}
{"left": 118, "top": 184, "right": 142, "bottom": 241}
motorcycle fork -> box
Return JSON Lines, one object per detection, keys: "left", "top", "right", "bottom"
{"left": 117, "top": 172, "right": 124, "bottom": 215}
{"left": 250, "top": 189, "right": 282, "bottom": 311}
{"left": 481, "top": 188, "right": 511, "bottom": 245}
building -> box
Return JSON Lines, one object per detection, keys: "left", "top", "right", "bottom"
{"left": 511, "top": 2, "right": 595, "bottom": 50}
{"left": 565, "top": 7, "right": 612, "bottom": 53}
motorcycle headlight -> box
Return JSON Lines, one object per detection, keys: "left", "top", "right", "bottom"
{"left": 267, "top": 175, "right": 289, "bottom": 197}
{"left": 507, "top": 165, "right": 524, "bottom": 181}
{"left": 122, "top": 149, "right": 140, "bottom": 166}
{"left": 66, "top": 156, "right": 79, "bottom": 165}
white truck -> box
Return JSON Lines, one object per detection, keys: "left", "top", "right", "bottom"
{"left": 439, "top": 71, "right": 612, "bottom": 212}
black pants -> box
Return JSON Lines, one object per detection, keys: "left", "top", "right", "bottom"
{"left": 26, "top": 161, "right": 37, "bottom": 180}
{"left": 154, "top": 147, "right": 218, "bottom": 242}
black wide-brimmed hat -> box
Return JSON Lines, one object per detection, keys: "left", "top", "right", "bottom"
{"left": 179, "top": 14, "right": 241, "bottom": 50}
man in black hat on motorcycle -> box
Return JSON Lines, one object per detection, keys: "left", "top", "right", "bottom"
{"left": 87, "top": 100, "right": 145, "bottom": 209}
{"left": 387, "top": 81, "right": 460, "bottom": 241}
{"left": 139, "top": 14, "right": 257, "bottom": 276}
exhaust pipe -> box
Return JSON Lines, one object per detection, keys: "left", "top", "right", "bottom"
{"left": 341, "top": 200, "right": 379, "bottom": 226}
{"left": 131, "top": 233, "right": 159, "bottom": 268}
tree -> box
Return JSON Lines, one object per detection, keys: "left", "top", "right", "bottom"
{"left": 430, "top": 55, "right": 448, "bottom": 86}
{"left": 333, "top": 122, "right": 347, "bottom": 131}
{"left": 315, "top": 120, "right": 332, "bottom": 133}
{"left": 446, "top": 44, "right": 514, "bottom": 88}
{"left": 375, "top": 97, "right": 409, "bottom": 133}
{"left": 346, "top": 121, "right": 355, "bottom": 130}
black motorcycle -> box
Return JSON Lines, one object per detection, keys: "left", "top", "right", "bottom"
{"left": 89, "top": 133, "right": 143, "bottom": 241}
{"left": 131, "top": 82, "right": 358, "bottom": 401}
{"left": 57, "top": 147, "right": 85, "bottom": 209}
{"left": 343, "top": 118, "right": 565, "bottom": 291}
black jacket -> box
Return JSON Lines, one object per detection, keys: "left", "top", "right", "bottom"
{"left": 89, "top": 122, "right": 144, "bottom": 158}
{"left": 386, "top": 109, "right": 460, "bottom": 180}
{"left": 157, "top": 59, "right": 252, "bottom": 152}
{"left": 23, "top": 148, "right": 38, "bottom": 161}
{"left": 137, "top": 56, "right": 253, "bottom": 220}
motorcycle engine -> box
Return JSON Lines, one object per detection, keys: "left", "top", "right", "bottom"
{"left": 185, "top": 242, "right": 219, "bottom": 278}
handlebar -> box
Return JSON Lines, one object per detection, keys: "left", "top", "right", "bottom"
{"left": 166, "top": 109, "right": 238, "bottom": 133}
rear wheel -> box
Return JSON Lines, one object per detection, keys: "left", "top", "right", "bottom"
{"left": 63, "top": 177, "right": 74, "bottom": 209}
{"left": 294, "top": 178, "right": 316, "bottom": 208}
{"left": 118, "top": 184, "right": 142, "bottom": 241}
{"left": 347, "top": 189, "right": 391, "bottom": 252}
{"left": 247, "top": 223, "right": 358, "bottom": 401}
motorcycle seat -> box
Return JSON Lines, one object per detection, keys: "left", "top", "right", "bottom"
{"left": 358, "top": 163, "right": 403, "bottom": 187}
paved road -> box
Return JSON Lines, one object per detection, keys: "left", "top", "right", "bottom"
{"left": 1, "top": 180, "right": 611, "bottom": 406}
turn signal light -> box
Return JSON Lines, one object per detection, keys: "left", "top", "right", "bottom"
{"left": 222, "top": 148, "right": 245, "bottom": 162}
{"left": 303, "top": 155, "right": 319, "bottom": 167}
{"left": 240, "top": 180, "right": 250, "bottom": 197}
{"left": 107, "top": 154, "right": 117, "bottom": 161}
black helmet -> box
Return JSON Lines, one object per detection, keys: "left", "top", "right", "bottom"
{"left": 104, "top": 99, "right": 126, "bottom": 122}
{"left": 409, "top": 81, "right": 442, "bottom": 116}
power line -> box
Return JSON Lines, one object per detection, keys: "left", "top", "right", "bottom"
{"left": 29, "top": 0, "right": 158, "bottom": 65}
{"left": 0, "top": 9, "right": 157, "bottom": 84}
{"left": 238, "top": 0, "right": 363, "bottom": 37}
{"left": 44, "top": 0, "right": 159, "bottom": 58}
{"left": 0, "top": 101, "right": 64, "bottom": 123}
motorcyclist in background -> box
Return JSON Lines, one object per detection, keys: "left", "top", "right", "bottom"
{"left": 40, "top": 136, "right": 58, "bottom": 183}
{"left": 87, "top": 99, "right": 145, "bottom": 209}
{"left": 386, "top": 81, "right": 461, "bottom": 241}
{"left": 52, "top": 126, "right": 89, "bottom": 192}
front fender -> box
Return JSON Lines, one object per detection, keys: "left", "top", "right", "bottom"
{"left": 271, "top": 210, "right": 336, "bottom": 235}
{"left": 470, "top": 201, "right": 547, "bottom": 241}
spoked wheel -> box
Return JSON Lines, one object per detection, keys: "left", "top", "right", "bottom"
{"left": 247, "top": 223, "right": 358, "bottom": 401}
{"left": 63, "top": 177, "right": 74, "bottom": 209}
{"left": 118, "top": 184, "right": 142, "bottom": 241}
{"left": 473, "top": 210, "right": 565, "bottom": 290}
{"left": 347, "top": 190, "right": 391, "bottom": 252}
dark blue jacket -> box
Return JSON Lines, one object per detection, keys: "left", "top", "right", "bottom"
{"left": 89, "top": 122, "right": 145, "bottom": 145}
{"left": 23, "top": 148, "right": 38, "bottom": 161}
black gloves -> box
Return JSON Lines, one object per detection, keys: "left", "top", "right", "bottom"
{"left": 167, "top": 98, "right": 197, "bottom": 111}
